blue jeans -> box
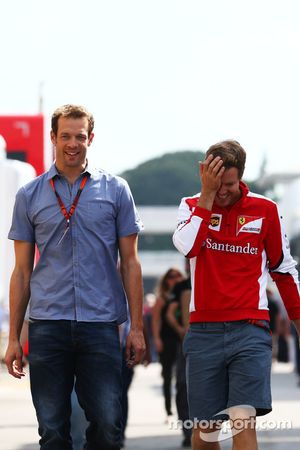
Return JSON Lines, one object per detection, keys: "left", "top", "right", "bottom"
{"left": 28, "top": 320, "right": 122, "bottom": 450}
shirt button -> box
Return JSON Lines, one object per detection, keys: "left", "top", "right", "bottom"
{"left": 74, "top": 261, "right": 78, "bottom": 266}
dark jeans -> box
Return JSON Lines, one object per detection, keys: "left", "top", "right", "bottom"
{"left": 70, "top": 388, "right": 88, "bottom": 450}
{"left": 28, "top": 320, "right": 122, "bottom": 450}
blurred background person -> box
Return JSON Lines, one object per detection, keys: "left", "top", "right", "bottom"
{"left": 143, "top": 293, "right": 157, "bottom": 362}
{"left": 152, "top": 267, "right": 183, "bottom": 418}
{"left": 167, "top": 259, "right": 192, "bottom": 448}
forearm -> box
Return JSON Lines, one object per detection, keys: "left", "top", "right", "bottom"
{"left": 197, "top": 191, "right": 216, "bottom": 211}
{"left": 8, "top": 269, "right": 31, "bottom": 342}
{"left": 121, "top": 255, "right": 146, "bottom": 366}
{"left": 166, "top": 304, "right": 185, "bottom": 337}
{"left": 121, "top": 258, "right": 144, "bottom": 331}
{"left": 5, "top": 241, "right": 34, "bottom": 378}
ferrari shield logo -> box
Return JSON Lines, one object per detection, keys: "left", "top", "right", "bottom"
{"left": 237, "top": 216, "right": 264, "bottom": 235}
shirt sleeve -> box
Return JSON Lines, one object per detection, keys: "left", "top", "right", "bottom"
{"left": 116, "top": 180, "right": 144, "bottom": 238}
{"left": 265, "top": 203, "right": 300, "bottom": 320}
{"left": 8, "top": 187, "right": 35, "bottom": 242}
{"left": 172, "top": 197, "right": 211, "bottom": 257}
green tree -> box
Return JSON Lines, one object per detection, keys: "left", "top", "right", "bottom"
{"left": 120, "top": 150, "right": 267, "bottom": 205}
{"left": 121, "top": 151, "right": 206, "bottom": 205}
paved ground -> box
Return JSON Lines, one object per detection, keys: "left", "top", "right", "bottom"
{"left": 0, "top": 361, "right": 300, "bottom": 449}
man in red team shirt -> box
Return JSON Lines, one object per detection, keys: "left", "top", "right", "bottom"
{"left": 173, "top": 140, "right": 300, "bottom": 450}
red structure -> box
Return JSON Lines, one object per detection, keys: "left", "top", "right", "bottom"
{"left": 0, "top": 115, "right": 45, "bottom": 175}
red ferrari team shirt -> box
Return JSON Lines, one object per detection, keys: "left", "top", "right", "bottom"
{"left": 173, "top": 181, "right": 300, "bottom": 323}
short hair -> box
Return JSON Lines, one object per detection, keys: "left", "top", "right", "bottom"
{"left": 206, "top": 140, "right": 246, "bottom": 179}
{"left": 51, "top": 104, "right": 95, "bottom": 137}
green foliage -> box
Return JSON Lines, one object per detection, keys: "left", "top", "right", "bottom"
{"left": 120, "top": 151, "right": 206, "bottom": 205}
{"left": 120, "top": 150, "right": 265, "bottom": 205}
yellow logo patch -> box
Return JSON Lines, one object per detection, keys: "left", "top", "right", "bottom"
{"left": 239, "top": 217, "right": 246, "bottom": 225}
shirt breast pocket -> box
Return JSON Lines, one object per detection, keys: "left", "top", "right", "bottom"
{"left": 86, "top": 200, "right": 116, "bottom": 238}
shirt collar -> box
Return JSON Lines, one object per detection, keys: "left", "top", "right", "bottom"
{"left": 46, "top": 161, "right": 98, "bottom": 180}
{"left": 46, "top": 163, "right": 59, "bottom": 180}
{"left": 239, "top": 180, "right": 249, "bottom": 197}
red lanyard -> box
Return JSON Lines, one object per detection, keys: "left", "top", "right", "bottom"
{"left": 50, "top": 174, "right": 89, "bottom": 226}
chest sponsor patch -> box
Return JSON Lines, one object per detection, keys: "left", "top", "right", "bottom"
{"left": 236, "top": 216, "right": 264, "bottom": 235}
{"left": 209, "top": 214, "right": 222, "bottom": 231}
